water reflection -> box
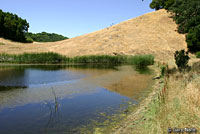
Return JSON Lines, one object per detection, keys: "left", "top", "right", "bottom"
{"left": 0, "top": 64, "right": 116, "bottom": 89}
{"left": 0, "top": 67, "right": 26, "bottom": 87}
{"left": 106, "top": 73, "right": 153, "bottom": 99}
{"left": 133, "top": 66, "right": 152, "bottom": 75}
{"left": 0, "top": 64, "right": 153, "bottom": 134}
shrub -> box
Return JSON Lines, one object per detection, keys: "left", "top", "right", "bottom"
{"left": 26, "top": 37, "right": 34, "bottom": 43}
{"left": 196, "top": 52, "right": 200, "bottom": 58}
{"left": 160, "top": 65, "right": 166, "bottom": 77}
{"left": 128, "top": 54, "right": 154, "bottom": 67}
{"left": 174, "top": 50, "right": 190, "bottom": 71}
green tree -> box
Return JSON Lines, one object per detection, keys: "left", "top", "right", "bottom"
{"left": 0, "top": 10, "right": 5, "bottom": 37}
{"left": 150, "top": 0, "right": 165, "bottom": 10}
{"left": 0, "top": 9, "right": 29, "bottom": 42}
{"left": 149, "top": 0, "right": 175, "bottom": 10}
{"left": 186, "top": 25, "right": 200, "bottom": 53}
{"left": 168, "top": 0, "right": 200, "bottom": 34}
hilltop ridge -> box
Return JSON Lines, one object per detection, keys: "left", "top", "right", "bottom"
{"left": 0, "top": 9, "right": 187, "bottom": 61}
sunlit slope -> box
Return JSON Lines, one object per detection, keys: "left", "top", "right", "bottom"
{"left": 0, "top": 9, "right": 187, "bottom": 60}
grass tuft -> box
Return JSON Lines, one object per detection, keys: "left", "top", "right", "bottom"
{"left": 0, "top": 43, "right": 5, "bottom": 45}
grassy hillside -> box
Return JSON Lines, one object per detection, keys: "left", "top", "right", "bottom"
{"left": 0, "top": 9, "right": 186, "bottom": 61}
{"left": 150, "top": 0, "right": 200, "bottom": 53}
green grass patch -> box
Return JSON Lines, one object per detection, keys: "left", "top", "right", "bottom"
{"left": 0, "top": 43, "right": 5, "bottom": 45}
{"left": 0, "top": 52, "right": 154, "bottom": 66}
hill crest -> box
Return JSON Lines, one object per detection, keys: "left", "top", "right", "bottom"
{"left": 0, "top": 9, "right": 187, "bottom": 61}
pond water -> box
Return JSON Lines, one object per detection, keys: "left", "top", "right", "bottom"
{"left": 0, "top": 64, "right": 153, "bottom": 134}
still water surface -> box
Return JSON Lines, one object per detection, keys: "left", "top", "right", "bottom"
{"left": 0, "top": 65, "right": 153, "bottom": 134}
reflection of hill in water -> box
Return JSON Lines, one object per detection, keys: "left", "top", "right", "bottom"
{"left": 82, "top": 65, "right": 154, "bottom": 99}
{"left": 106, "top": 74, "right": 153, "bottom": 99}
{"left": 0, "top": 65, "right": 153, "bottom": 110}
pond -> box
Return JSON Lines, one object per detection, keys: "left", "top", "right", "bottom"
{"left": 0, "top": 64, "right": 153, "bottom": 134}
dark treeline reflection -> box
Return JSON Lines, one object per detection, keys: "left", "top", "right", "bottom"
{"left": 0, "top": 67, "right": 26, "bottom": 88}
{"left": 0, "top": 64, "right": 117, "bottom": 90}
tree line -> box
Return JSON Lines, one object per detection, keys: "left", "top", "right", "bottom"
{"left": 149, "top": 0, "right": 200, "bottom": 53}
{"left": 25, "top": 32, "right": 68, "bottom": 42}
{"left": 0, "top": 9, "right": 68, "bottom": 43}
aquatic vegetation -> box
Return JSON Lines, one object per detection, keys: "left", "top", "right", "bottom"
{"left": 0, "top": 52, "right": 68, "bottom": 64}
{"left": 0, "top": 52, "right": 154, "bottom": 67}
{"left": 127, "top": 54, "right": 155, "bottom": 67}
{"left": 44, "top": 89, "right": 61, "bottom": 128}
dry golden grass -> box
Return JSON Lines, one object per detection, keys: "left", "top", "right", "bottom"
{"left": 155, "top": 68, "right": 200, "bottom": 133}
{"left": 107, "top": 60, "right": 200, "bottom": 134}
{"left": 0, "top": 9, "right": 186, "bottom": 61}
{"left": 184, "top": 77, "right": 200, "bottom": 115}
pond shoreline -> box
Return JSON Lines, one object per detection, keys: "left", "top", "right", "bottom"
{"left": 110, "top": 64, "right": 161, "bottom": 134}
{"left": 82, "top": 64, "right": 158, "bottom": 134}
{"left": 108, "top": 59, "right": 200, "bottom": 134}
{"left": 0, "top": 64, "right": 154, "bottom": 134}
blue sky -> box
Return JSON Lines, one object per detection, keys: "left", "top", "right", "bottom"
{"left": 0, "top": 0, "right": 153, "bottom": 38}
